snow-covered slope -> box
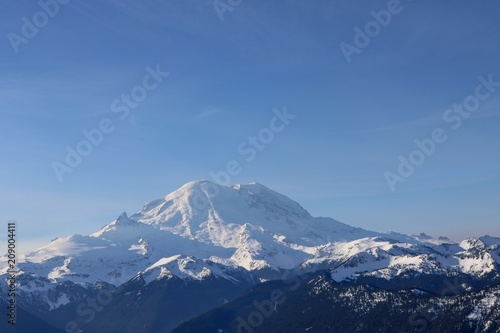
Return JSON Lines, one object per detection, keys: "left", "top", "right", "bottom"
{"left": 0, "top": 180, "right": 498, "bottom": 311}
{"left": 329, "top": 235, "right": 500, "bottom": 281}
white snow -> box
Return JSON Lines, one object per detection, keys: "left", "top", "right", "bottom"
{"left": 411, "top": 289, "right": 429, "bottom": 296}
{"left": 466, "top": 288, "right": 499, "bottom": 328}
{"left": 0, "top": 180, "right": 498, "bottom": 310}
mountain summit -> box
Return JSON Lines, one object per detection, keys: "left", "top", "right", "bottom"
{"left": 1, "top": 180, "right": 499, "bottom": 316}
{"left": 129, "top": 180, "right": 374, "bottom": 249}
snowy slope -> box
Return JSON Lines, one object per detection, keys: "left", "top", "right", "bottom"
{"left": 0, "top": 180, "right": 498, "bottom": 311}
{"left": 329, "top": 235, "right": 500, "bottom": 281}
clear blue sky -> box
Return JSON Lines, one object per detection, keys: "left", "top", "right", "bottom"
{"left": 1, "top": 0, "right": 499, "bottom": 251}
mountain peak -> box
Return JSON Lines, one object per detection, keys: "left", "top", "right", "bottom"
{"left": 240, "top": 181, "right": 268, "bottom": 190}
{"left": 131, "top": 181, "right": 313, "bottom": 236}
{"left": 177, "top": 179, "right": 216, "bottom": 191}
{"left": 91, "top": 211, "right": 140, "bottom": 238}
{"left": 5, "top": 179, "right": 499, "bottom": 319}
{"left": 116, "top": 212, "right": 130, "bottom": 222}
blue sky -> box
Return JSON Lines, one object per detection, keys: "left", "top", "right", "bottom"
{"left": 1, "top": 0, "right": 499, "bottom": 251}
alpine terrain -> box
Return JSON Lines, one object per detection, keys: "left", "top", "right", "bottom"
{"left": 1, "top": 180, "right": 499, "bottom": 332}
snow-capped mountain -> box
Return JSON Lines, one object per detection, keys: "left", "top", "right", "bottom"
{"left": 0, "top": 180, "right": 498, "bottom": 326}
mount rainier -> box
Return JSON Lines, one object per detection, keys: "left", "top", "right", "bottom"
{"left": 1, "top": 180, "right": 499, "bottom": 332}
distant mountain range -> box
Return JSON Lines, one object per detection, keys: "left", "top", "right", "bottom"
{"left": 1, "top": 180, "right": 499, "bottom": 332}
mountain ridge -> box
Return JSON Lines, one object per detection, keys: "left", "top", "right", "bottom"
{"left": 0, "top": 180, "right": 498, "bottom": 331}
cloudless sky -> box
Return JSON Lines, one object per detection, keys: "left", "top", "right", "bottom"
{"left": 1, "top": 0, "right": 499, "bottom": 251}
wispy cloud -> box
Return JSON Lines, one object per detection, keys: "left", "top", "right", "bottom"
{"left": 345, "top": 114, "right": 443, "bottom": 134}
{"left": 470, "top": 98, "right": 500, "bottom": 120}
{"left": 346, "top": 96, "right": 500, "bottom": 135}
{"left": 191, "top": 108, "right": 223, "bottom": 121}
